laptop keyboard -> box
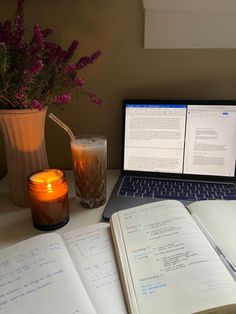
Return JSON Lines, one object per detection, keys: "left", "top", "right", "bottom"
{"left": 118, "top": 176, "right": 236, "bottom": 201}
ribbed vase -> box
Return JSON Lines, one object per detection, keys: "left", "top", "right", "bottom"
{"left": 0, "top": 107, "right": 49, "bottom": 206}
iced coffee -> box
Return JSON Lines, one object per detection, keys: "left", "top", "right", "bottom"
{"left": 70, "top": 135, "right": 107, "bottom": 208}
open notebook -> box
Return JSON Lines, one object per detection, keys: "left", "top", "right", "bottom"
{"left": 103, "top": 99, "right": 236, "bottom": 220}
{"left": 2, "top": 200, "right": 236, "bottom": 313}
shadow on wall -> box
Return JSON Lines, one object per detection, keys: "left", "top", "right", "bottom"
{"left": 121, "top": 77, "right": 236, "bottom": 101}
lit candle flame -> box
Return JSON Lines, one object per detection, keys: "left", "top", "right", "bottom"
{"left": 47, "top": 182, "right": 53, "bottom": 193}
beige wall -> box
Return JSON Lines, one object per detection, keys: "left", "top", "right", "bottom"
{"left": 1, "top": 0, "right": 236, "bottom": 178}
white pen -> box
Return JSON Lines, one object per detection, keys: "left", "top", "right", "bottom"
{"left": 215, "top": 245, "right": 236, "bottom": 279}
{"left": 192, "top": 213, "right": 236, "bottom": 280}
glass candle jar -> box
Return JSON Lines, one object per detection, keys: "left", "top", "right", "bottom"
{"left": 28, "top": 169, "right": 69, "bottom": 230}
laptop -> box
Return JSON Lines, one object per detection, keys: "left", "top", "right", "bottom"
{"left": 102, "top": 99, "right": 236, "bottom": 220}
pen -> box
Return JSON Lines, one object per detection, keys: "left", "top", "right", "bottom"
{"left": 218, "top": 254, "right": 236, "bottom": 280}
{"left": 192, "top": 213, "right": 236, "bottom": 280}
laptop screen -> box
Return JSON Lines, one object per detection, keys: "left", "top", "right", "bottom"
{"left": 123, "top": 101, "right": 236, "bottom": 178}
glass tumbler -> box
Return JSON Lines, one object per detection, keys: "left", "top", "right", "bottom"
{"left": 70, "top": 135, "right": 107, "bottom": 208}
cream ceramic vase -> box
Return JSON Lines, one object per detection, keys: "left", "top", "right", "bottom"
{"left": 0, "top": 107, "right": 49, "bottom": 206}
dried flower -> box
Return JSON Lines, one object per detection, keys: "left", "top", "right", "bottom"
{"left": 0, "top": 0, "right": 102, "bottom": 110}
{"left": 62, "top": 40, "right": 79, "bottom": 62}
{"left": 62, "top": 64, "right": 76, "bottom": 74}
{"left": 54, "top": 93, "right": 71, "bottom": 104}
{"left": 75, "top": 77, "right": 84, "bottom": 88}
{"left": 88, "top": 92, "right": 104, "bottom": 105}
{"left": 33, "top": 24, "right": 45, "bottom": 50}
{"left": 31, "top": 99, "right": 44, "bottom": 110}
{"left": 77, "top": 49, "right": 102, "bottom": 70}
{"left": 30, "top": 59, "right": 44, "bottom": 75}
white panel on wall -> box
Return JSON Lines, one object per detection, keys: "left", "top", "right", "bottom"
{"left": 143, "top": 0, "right": 236, "bottom": 48}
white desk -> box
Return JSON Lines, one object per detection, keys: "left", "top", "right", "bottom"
{"left": 0, "top": 169, "right": 119, "bottom": 250}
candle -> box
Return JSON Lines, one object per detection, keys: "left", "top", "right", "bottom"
{"left": 28, "top": 169, "right": 69, "bottom": 230}
{"left": 70, "top": 135, "right": 107, "bottom": 208}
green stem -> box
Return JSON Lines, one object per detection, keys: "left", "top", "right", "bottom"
{"left": 0, "top": 95, "right": 15, "bottom": 107}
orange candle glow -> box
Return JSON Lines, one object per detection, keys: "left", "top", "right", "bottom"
{"left": 28, "top": 169, "right": 69, "bottom": 230}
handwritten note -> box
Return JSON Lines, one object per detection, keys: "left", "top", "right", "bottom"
{"left": 64, "top": 223, "right": 127, "bottom": 314}
{"left": 115, "top": 200, "right": 236, "bottom": 314}
{"left": 0, "top": 233, "right": 96, "bottom": 314}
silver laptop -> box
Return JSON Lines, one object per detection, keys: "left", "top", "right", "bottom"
{"left": 102, "top": 99, "right": 236, "bottom": 220}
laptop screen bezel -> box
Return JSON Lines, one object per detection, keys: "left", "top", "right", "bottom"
{"left": 121, "top": 99, "right": 236, "bottom": 183}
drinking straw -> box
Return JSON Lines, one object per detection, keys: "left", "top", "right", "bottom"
{"left": 48, "top": 113, "right": 77, "bottom": 142}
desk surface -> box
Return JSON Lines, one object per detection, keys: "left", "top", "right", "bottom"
{"left": 0, "top": 169, "right": 120, "bottom": 250}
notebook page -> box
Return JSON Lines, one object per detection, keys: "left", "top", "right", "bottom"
{"left": 63, "top": 223, "right": 127, "bottom": 314}
{"left": 187, "top": 200, "right": 236, "bottom": 266}
{"left": 114, "top": 200, "right": 236, "bottom": 314}
{"left": 0, "top": 233, "right": 96, "bottom": 314}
